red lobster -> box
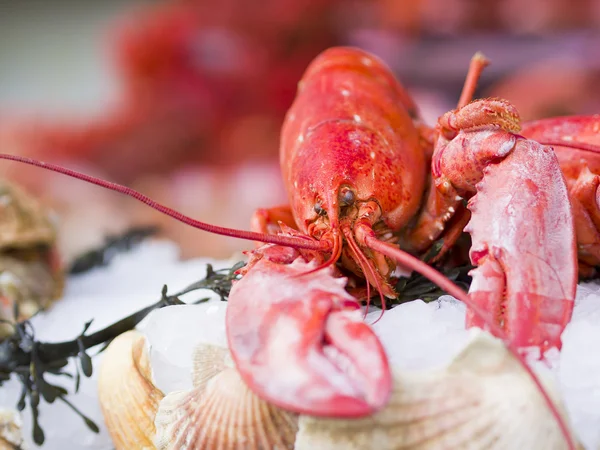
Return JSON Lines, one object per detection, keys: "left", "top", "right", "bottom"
{"left": 0, "top": 47, "right": 594, "bottom": 448}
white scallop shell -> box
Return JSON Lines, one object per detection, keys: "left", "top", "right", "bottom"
{"left": 98, "top": 330, "right": 164, "bottom": 450}
{"left": 154, "top": 343, "right": 298, "bottom": 450}
{"left": 295, "top": 330, "right": 577, "bottom": 450}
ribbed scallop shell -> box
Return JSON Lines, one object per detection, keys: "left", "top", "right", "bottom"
{"left": 0, "top": 409, "right": 23, "bottom": 449}
{"left": 154, "top": 343, "right": 298, "bottom": 450}
{"left": 191, "top": 342, "right": 230, "bottom": 390}
{"left": 295, "top": 331, "right": 577, "bottom": 450}
{"left": 98, "top": 330, "right": 164, "bottom": 450}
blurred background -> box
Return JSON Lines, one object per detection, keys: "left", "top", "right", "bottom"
{"left": 1, "top": 0, "right": 600, "bottom": 262}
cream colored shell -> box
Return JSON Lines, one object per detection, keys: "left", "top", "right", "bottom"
{"left": 154, "top": 343, "right": 298, "bottom": 450}
{"left": 0, "top": 180, "right": 63, "bottom": 336}
{"left": 0, "top": 255, "right": 64, "bottom": 338}
{"left": 0, "top": 409, "right": 24, "bottom": 450}
{"left": 0, "top": 180, "right": 56, "bottom": 249}
{"left": 295, "top": 331, "right": 577, "bottom": 450}
{"left": 98, "top": 330, "right": 164, "bottom": 450}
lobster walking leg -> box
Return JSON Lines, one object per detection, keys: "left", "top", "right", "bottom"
{"left": 432, "top": 101, "right": 577, "bottom": 350}
{"left": 570, "top": 167, "right": 600, "bottom": 270}
{"left": 250, "top": 205, "right": 297, "bottom": 236}
{"left": 427, "top": 205, "right": 471, "bottom": 264}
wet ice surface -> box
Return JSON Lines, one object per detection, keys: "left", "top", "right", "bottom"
{"left": 558, "top": 283, "right": 600, "bottom": 449}
{"left": 365, "top": 295, "right": 471, "bottom": 371}
{"left": 0, "top": 240, "right": 599, "bottom": 449}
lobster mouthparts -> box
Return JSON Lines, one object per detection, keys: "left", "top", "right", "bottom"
{"left": 226, "top": 247, "right": 392, "bottom": 417}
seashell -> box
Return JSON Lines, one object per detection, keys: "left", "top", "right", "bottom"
{"left": 0, "top": 256, "right": 61, "bottom": 312}
{"left": 98, "top": 330, "right": 164, "bottom": 450}
{"left": 0, "top": 408, "right": 24, "bottom": 450}
{"left": 295, "top": 330, "right": 577, "bottom": 450}
{"left": 0, "top": 180, "right": 63, "bottom": 336}
{"left": 191, "top": 342, "right": 230, "bottom": 390}
{"left": 154, "top": 343, "right": 298, "bottom": 450}
{"left": 0, "top": 180, "right": 56, "bottom": 250}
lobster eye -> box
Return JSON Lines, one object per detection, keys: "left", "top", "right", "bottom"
{"left": 339, "top": 187, "right": 356, "bottom": 206}
{"left": 314, "top": 201, "right": 327, "bottom": 216}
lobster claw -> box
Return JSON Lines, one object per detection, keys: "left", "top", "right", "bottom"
{"left": 226, "top": 245, "right": 392, "bottom": 417}
{"left": 434, "top": 128, "right": 578, "bottom": 352}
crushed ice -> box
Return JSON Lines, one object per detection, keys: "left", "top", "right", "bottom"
{"left": 0, "top": 240, "right": 599, "bottom": 449}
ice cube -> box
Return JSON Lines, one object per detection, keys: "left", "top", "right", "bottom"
{"left": 140, "top": 302, "right": 229, "bottom": 393}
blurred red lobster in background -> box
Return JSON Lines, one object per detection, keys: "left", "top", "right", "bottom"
{"left": 1, "top": 47, "right": 597, "bottom": 448}
{"left": 1, "top": 0, "right": 339, "bottom": 183}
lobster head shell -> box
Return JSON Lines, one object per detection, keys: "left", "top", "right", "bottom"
{"left": 279, "top": 46, "right": 427, "bottom": 293}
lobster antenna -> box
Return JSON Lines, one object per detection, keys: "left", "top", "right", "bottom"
{"left": 536, "top": 139, "right": 600, "bottom": 154}
{"left": 457, "top": 52, "right": 490, "bottom": 109}
{"left": 363, "top": 235, "right": 576, "bottom": 450}
{"left": 0, "top": 154, "right": 330, "bottom": 252}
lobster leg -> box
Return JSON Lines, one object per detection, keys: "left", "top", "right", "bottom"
{"left": 402, "top": 175, "right": 462, "bottom": 253}
{"left": 569, "top": 167, "right": 600, "bottom": 269}
{"left": 428, "top": 205, "right": 471, "bottom": 264}
{"left": 250, "top": 204, "right": 297, "bottom": 236}
{"left": 226, "top": 244, "right": 391, "bottom": 417}
{"left": 431, "top": 101, "right": 577, "bottom": 350}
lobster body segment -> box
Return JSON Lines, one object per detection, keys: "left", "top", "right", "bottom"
{"left": 522, "top": 116, "right": 600, "bottom": 272}
{"left": 522, "top": 115, "right": 600, "bottom": 179}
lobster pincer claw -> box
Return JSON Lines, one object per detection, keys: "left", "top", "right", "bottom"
{"left": 434, "top": 129, "right": 578, "bottom": 352}
{"left": 226, "top": 245, "right": 392, "bottom": 417}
